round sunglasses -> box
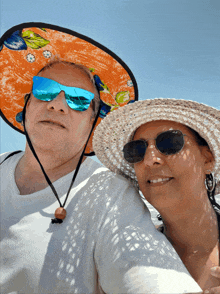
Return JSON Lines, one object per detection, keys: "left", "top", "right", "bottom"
{"left": 123, "top": 130, "right": 187, "bottom": 164}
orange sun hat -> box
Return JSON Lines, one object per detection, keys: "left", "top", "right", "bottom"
{"left": 0, "top": 22, "right": 138, "bottom": 154}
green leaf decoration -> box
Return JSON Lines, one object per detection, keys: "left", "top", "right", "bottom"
{"left": 101, "top": 82, "right": 110, "bottom": 94}
{"left": 40, "top": 28, "right": 47, "bottom": 32}
{"left": 105, "top": 101, "right": 113, "bottom": 107}
{"left": 89, "top": 68, "right": 95, "bottom": 72}
{"left": 111, "top": 105, "right": 120, "bottom": 111}
{"left": 115, "top": 91, "right": 130, "bottom": 104}
{"left": 22, "top": 30, "right": 50, "bottom": 49}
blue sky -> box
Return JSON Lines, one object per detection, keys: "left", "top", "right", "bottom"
{"left": 1, "top": 0, "right": 220, "bottom": 156}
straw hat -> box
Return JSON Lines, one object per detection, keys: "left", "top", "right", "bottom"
{"left": 93, "top": 98, "right": 220, "bottom": 189}
{"left": 0, "top": 22, "right": 138, "bottom": 155}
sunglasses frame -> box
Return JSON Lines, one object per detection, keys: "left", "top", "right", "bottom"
{"left": 32, "top": 76, "right": 95, "bottom": 111}
{"left": 123, "top": 130, "right": 187, "bottom": 164}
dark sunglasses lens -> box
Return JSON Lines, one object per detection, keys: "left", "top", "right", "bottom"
{"left": 123, "top": 140, "right": 147, "bottom": 163}
{"left": 156, "top": 130, "right": 184, "bottom": 155}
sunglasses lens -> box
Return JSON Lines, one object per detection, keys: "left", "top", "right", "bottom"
{"left": 33, "top": 76, "right": 58, "bottom": 101}
{"left": 156, "top": 130, "right": 184, "bottom": 155}
{"left": 123, "top": 140, "right": 147, "bottom": 163}
{"left": 33, "top": 77, "right": 94, "bottom": 111}
{"left": 65, "top": 95, "right": 91, "bottom": 111}
{"left": 33, "top": 91, "right": 57, "bottom": 101}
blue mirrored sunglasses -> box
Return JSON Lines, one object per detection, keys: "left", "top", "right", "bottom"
{"left": 32, "top": 76, "right": 94, "bottom": 111}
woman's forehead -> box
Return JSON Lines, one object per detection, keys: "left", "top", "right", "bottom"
{"left": 134, "top": 120, "right": 191, "bottom": 138}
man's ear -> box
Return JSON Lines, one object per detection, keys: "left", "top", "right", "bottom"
{"left": 90, "top": 115, "right": 95, "bottom": 124}
{"left": 90, "top": 101, "right": 97, "bottom": 123}
{"left": 201, "top": 146, "right": 215, "bottom": 173}
{"left": 25, "top": 93, "right": 32, "bottom": 108}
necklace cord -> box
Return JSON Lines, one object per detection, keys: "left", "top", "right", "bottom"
{"left": 23, "top": 97, "right": 62, "bottom": 206}
{"left": 63, "top": 105, "right": 101, "bottom": 207}
{"left": 22, "top": 96, "right": 101, "bottom": 209}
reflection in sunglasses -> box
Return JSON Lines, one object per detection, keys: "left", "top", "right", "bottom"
{"left": 123, "top": 130, "right": 186, "bottom": 164}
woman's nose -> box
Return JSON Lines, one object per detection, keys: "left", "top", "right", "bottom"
{"left": 142, "top": 141, "right": 164, "bottom": 167}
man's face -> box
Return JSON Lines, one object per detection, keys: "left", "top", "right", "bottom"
{"left": 25, "top": 63, "right": 96, "bottom": 157}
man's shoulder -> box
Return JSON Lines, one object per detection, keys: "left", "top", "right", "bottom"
{"left": 0, "top": 151, "right": 12, "bottom": 158}
{"left": 0, "top": 151, "right": 13, "bottom": 163}
{"left": 85, "top": 158, "right": 136, "bottom": 195}
{"left": 88, "top": 159, "right": 132, "bottom": 184}
{"left": 0, "top": 151, "right": 23, "bottom": 165}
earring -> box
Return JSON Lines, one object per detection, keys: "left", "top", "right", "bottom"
{"left": 205, "top": 173, "right": 216, "bottom": 193}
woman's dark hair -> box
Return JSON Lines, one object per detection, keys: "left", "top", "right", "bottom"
{"left": 187, "top": 127, "right": 208, "bottom": 147}
{"left": 188, "top": 127, "right": 220, "bottom": 215}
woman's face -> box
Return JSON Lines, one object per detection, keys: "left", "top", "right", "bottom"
{"left": 133, "top": 120, "right": 215, "bottom": 210}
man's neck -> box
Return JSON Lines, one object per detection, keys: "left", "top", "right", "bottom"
{"left": 15, "top": 144, "right": 86, "bottom": 195}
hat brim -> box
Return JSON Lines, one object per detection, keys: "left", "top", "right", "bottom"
{"left": 93, "top": 98, "right": 220, "bottom": 186}
{"left": 0, "top": 22, "right": 138, "bottom": 155}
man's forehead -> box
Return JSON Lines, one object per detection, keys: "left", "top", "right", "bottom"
{"left": 37, "top": 63, "right": 95, "bottom": 90}
{"left": 38, "top": 63, "right": 89, "bottom": 78}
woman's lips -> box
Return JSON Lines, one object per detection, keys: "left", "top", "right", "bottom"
{"left": 148, "top": 177, "right": 174, "bottom": 186}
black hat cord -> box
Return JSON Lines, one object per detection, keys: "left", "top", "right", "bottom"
{"left": 22, "top": 95, "right": 101, "bottom": 224}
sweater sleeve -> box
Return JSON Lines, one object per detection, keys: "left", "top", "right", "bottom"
{"left": 94, "top": 177, "right": 202, "bottom": 294}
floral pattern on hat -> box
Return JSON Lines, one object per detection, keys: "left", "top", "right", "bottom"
{"left": 0, "top": 23, "right": 138, "bottom": 154}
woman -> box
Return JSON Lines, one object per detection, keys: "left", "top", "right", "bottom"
{"left": 93, "top": 98, "right": 220, "bottom": 292}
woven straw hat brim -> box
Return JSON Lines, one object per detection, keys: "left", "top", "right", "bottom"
{"left": 93, "top": 98, "right": 220, "bottom": 191}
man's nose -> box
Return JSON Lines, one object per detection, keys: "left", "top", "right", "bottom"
{"left": 142, "top": 140, "right": 164, "bottom": 167}
{"left": 46, "top": 91, "right": 69, "bottom": 114}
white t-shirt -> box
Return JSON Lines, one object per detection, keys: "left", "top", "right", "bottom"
{"left": 0, "top": 152, "right": 202, "bottom": 294}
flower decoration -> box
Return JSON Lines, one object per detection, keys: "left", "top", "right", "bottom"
{"left": 1, "top": 22, "right": 138, "bottom": 155}
{"left": 2, "top": 30, "right": 27, "bottom": 51}
{"left": 115, "top": 91, "right": 130, "bottom": 103}
{"left": 0, "top": 29, "right": 50, "bottom": 52}
{"left": 127, "top": 80, "right": 133, "bottom": 87}
{"left": 43, "top": 50, "right": 52, "bottom": 58}
{"left": 15, "top": 111, "right": 23, "bottom": 123}
{"left": 99, "top": 101, "right": 112, "bottom": 119}
{"left": 93, "top": 73, "right": 133, "bottom": 118}
{"left": 94, "top": 75, "right": 110, "bottom": 94}
{"left": 26, "top": 53, "right": 36, "bottom": 63}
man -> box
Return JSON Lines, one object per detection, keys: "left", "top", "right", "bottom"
{"left": 0, "top": 23, "right": 202, "bottom": 293}
{"left": 15, "top": 62, "right": 98, "bottom": 195}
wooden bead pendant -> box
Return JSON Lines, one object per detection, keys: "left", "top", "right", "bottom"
{"left": 55, "top": 207, "right": 67, "bottom": 220}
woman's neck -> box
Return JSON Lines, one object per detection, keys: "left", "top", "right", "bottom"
{"left": 159, "top": 194, "right": 219, "bottom": 289}
{"left": 162, "top": 200, "right": 218, "bottom": 252}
